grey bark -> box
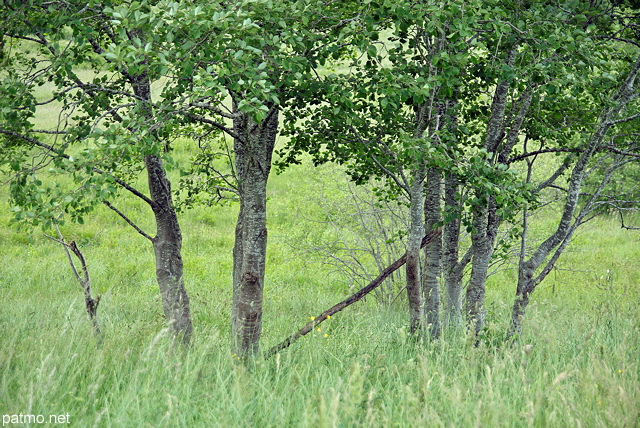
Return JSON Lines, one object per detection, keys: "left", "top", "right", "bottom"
{"left": 404, "top": 100, "right": 434, "bottom": 336}
{"left": 465, "top": 44, "right": 539, "bottom": 338}
{"left": 442, "top": 173, "right": 465, "bottom": 328}
{"left": 146, "top": 154, "right": 193, "bottom": 345}
{"left": 231, "top": 104, "right": 279, "bottom": 356}
{"left": 466, "top": 198, "right": 498, "bottom": 337}
{"left": 465, "top": 47, "right": 517, "bottom": 337}
{"left": 406, "top": 168, "right": 426, "bottom": 335}
{"left": 132, "top": 73, "right": 193, "bottom": 345}
{"left": 423, "top": 168, "right": 442, "bottom": 338}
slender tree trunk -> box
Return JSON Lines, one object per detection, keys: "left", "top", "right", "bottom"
{"left": 508, "top": 260, "right": 535, "bottom": 338}
{"left": 423, "top": 168, "right": 442, "bottom": 338}
{"left": 232, "top": 104, "right": 278, "bottom": 356}
{"left": 132, "top": 72, "right": 193, "bottom": 345}
{"left": 442, "top": 173, "right": 464, "bottom": 328}
{"left": 146, "top": 154, "right": 193, "bottom": 345}
{"left": 466, "top": 196, "right": 499, "bottom": 337}
{"left": 466, "top": 207, "right": 488, "bottom": 336}
{"left": 406, "top": 167, "right": 426, "bottom": 335}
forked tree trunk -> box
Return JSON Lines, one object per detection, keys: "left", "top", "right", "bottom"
{"left": 507, "top": 54, "right": 640, "bottom": 339}
{"left": 232, "top": 104, "right": 278, "bottom": 356}
{"left": 423, "top": 167, "right": 442, "bottom": 338}
{"left": 465, "top": 46, "right": 517, "bottom": 338}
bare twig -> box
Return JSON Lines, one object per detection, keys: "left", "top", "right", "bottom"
{"left": 44, "top": 224, "right": 102, "bottom": 337}
{"left": 102, "top": 200, "right": 153, "bottom": 241}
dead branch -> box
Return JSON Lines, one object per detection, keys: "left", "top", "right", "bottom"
{"left": 45, "top": 224, "right": 102, "bottom": 337}
{"left": 265, "top": 228, "right": 441, "bottom": 358}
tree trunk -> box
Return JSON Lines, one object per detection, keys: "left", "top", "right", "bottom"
{"left": 406, "top": 168, "right": 426, "bottom": 336}
{"left": 466, "top": 208, "right": 488, "bottom": 337}
{"left": 232, "top": 105, "right": 278, "bottom": 356}
{"left": 146, "top": 154, "right": 193, "bottom": 345}
{"left": 442, "top": 173, "right": 464, "bottom": 328}
{"left": 423, "top": 168, "right": 442, "bottom": 338}
{"left": 508, "top": 261, "right": 535, "bottom": 338}
{"left": 132, "top": 72, "right": 193, "bottom": 345}
{"left": 466, "top": 197, "right": 498, "bottom": 337}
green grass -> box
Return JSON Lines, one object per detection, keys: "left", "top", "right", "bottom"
{"left": 1, "top": 43, "right": 639, "bottom": 426}
{"left": 1, "top": 158, "right": 639, "bottom": 426}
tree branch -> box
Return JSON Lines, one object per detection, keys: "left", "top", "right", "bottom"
{"left": 265, "top": 229, "right": 441, "bottom": 358}
{"left": 184, "top": 112, "right": 243, "bottom": 141}
{"left": 510, "top": 147, "right": 581, "bottom": 163}
{"left": 44, "top": 223, "right": 101, "bottom": 336}
{"left": 102, "top": 200, "right": 153, "bottom": 241}
{"left": 0, "top": 129, "right": 156, "bottom": 207}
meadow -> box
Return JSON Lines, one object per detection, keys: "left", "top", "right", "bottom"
{"left": 1, "top": 42, "right": 639, "bottom": 428}
{"left": 1, "top": 146, "right": 639, "bottom": 427}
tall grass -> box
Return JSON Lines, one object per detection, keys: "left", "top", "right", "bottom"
{"left": 1, "top": 158, "right": 639, "bottom": 426}
{"left": 1, "top": 44, "right": 639, "bottom": 426}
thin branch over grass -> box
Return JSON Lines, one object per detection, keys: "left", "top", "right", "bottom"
{"left": 265, "top": 229, "right": 441, "bottom": 358}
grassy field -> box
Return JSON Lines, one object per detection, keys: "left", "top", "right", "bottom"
{"left": 1, "top": 43, "right": 639, "bottom": 427}
{"left": 1, "top": 150, "right": 639, "bottom": 427}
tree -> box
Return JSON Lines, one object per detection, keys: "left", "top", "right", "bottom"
{"left": 0, "top": 0, "right": 193, "bottom": 344}
{"left": 281, "top": 0, "right": 640, "bottom": 343}
{"left": 281, "top": 0, "right": 530, "bottom": 337}
{"left": 1, "top": 0, "right": 365, "bottom": 355}
{"left": 508, "top": 51, "right": 640, "bottom": 338}
{"left": 151, "top": 0, "right": 363, "bottom": 355}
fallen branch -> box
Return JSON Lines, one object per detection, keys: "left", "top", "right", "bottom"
{"left": 265, "top": 228, "right": 442, "bottom": 358}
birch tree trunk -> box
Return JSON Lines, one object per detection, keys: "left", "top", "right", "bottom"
{"left": 232, "top": 104, "right": 279, "bottom": 355}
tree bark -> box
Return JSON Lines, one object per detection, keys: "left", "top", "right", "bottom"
{"left": 146, "top": 154, "right": 193, "bottom": 345}
{"left": 442, "top": 173, "right": 465, "bottom": 328}
{"left": 131, "top": 72, "right": 193, "bottom": 345}
{"left": 406, "top": 168, "right": 426, "bottom": 336}
{"left": 232, "top": 104, "right": 279, "bottom": 356}
{"left": 466, "top": 200, "right": 494, "bottom": 337}
{"left": 423, "top": 167, "right": 442, "bottom": 338}
{"left": 465, "top": 46, "right": 517, "bottom": 338}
